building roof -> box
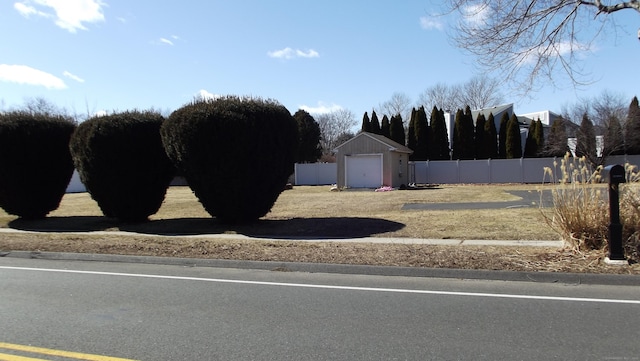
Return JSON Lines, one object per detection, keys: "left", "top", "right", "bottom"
{"left": 335, "top": 132, "right": 413, "bottom": 154}
{"left": 470, "top": 103, "right": 514, "bottom": 121}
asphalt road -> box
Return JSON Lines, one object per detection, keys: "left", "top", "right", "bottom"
{"left": 1, "top": 257, "right": 639, "bottom": 361}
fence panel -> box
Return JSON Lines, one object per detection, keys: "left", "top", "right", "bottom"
{"left": 426, "top": 161, "right": 459, "bottom": 184}
{"left": 490, "top": 159, "right": 523, "bottom": 183}
{"left": 459, "top": 160, "right": 491, "bottom": 183}
{"left": 294, "top": 163, "right": 337, "bottom": 185}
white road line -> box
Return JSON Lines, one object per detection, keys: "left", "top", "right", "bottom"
{"left": 2, "top": 266, "right": 639, "bottom": 305}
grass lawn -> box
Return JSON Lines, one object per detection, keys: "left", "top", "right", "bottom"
{"left": 0, "top": 184, "right": 638, "bottom": 274}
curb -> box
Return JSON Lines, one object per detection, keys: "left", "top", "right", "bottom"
{"left": 3, "top": 250, "right": 639, "bottom": 287}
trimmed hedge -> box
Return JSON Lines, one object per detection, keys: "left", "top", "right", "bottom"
{"left": 70, "top": 110, "right": 175, "bottom": 222}
{"left": 0, "top": 111, "right": 76, "bottom": 219}
{"left": 161, "top": 96, "right": 298, "bottom": 223}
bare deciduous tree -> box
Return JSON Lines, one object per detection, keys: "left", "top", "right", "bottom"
{"left": 379, "top": 92, "right": 412, "bottom": 121}
{"left": 445, "top": 0, "right": 640, "bottom": 92}
{"left": 417, "top": 76, "right": 503, "bottom": 112}
{"left": 315, "top": 108, "right": 357, "bottom": 157}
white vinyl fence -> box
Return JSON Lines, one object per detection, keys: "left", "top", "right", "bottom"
{"left": 291, "top": 155, "right": 640, "bottom": 186}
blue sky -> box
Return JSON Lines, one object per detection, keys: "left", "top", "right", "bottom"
{"left": 1, "top": 0, "right": 638, "bottom": 123}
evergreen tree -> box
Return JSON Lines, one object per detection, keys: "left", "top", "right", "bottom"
{"left": 413, "top": 106, "right": 430, "bottom": 160}
{"left": 505, "top": 113, "right": 523, "bottom": 159}
{"left": 461, "top": 106, "right": 475, "bottom": 159}
{"left": 542, "top": 117, "right": 570, "bottom": 157}
{"left": 484, "top": 112, "right": 498, "bottom": 159}
{"left": 523, "top": 120, "right": 539, "bottom": 158}
{"left": 407, "top": 108, "right": 417, "bottom": 160}
{"left": 293, "top": 109, "right": 322, "bottom": 163}
{"left": 498, "top": 112, "right": 510, "bottom": 159}
{"left": 475, "top": 113, "right": 487, "bottom": 159}
{"left": 624, "top": 96, "right": 640, "bottom": 154}
{"left": 603, "top": 115, "right": 625, "bottom": 156}
{"left": 370, "top": 110, "right": 381, "bottom": 134}
{"left": 430, "top": 107, "right": 451, "bottom": 160}
{"left": 452, "top": 109, "right": 464, "bottom": 160}
{"left": 361, "top": 112, "right": 371, "bottom": 133}
{"left": 381, "top": 114, "right": 391, "bottom": 138}
{"left": 389, "top": 114, "right": 406, "bottom": 146}
{"left": 533, "top": 119, "right": 544, "bottom": 155}
{"left": 575, "top": 113, "right": 597, "bottom": 161}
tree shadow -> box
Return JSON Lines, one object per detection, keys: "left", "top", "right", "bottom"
{"left": 8, "top": 216, "right": 405, "bottom": 240}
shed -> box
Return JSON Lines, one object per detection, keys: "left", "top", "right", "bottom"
{"left": 334, "top": 132, "right": 413, "bottom": 188}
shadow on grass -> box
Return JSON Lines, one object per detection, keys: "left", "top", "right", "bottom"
{"left": 8, "top": 216, "right": 405, "bottom": 240}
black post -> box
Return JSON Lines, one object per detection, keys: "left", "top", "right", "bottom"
{"left": 608, "top": 182, "right": 625, "bottom": 260}
{"left": 603, "top": 165, "right": 626, "bottom": 262}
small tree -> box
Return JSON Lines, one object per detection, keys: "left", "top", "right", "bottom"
{"left": 575, "top": 113, "right": 597, "bottom": 163}
{"left": 498, "top": 112, "right": 510, "bottom": 159}
{"left": 0, "top": 111, "right": 76, "bottom": 219}
{"left": 452, "top": 107, "right": 474, "bottom": 160}
{"left": 370, "top": 110, "right": 381, "bottom": 135}
{"left": 603, "top": 115, "right": 625, "bottom": 156}
{"left": 389, "top": 114, "right": 405, "bottom": 146}
{"left": 293, "top": 109, "right": 321, "bottom": 163}
{"left": 523, "top": 120, "right": 540, "bottom": 158}
{"left": 475, "top": 113, "right": 487, "bottom": 159}
{"left": 624, "top": 96, "right": 640, "bottom": 155}
{"left": 407, "top": 108, "right": 417, "bottom": 160}
{"left": 484, "top": 112, "right": 498, "bottom": 159}
{"left": 505, "top": 113, "right": 522, "bottom": 159}
{"left": 361, "top": 112, "right": 371, "bottom": 133}
{"left": 430, "top": 107, "right": 451, "bottom": 160}
{"left": 380, "top": 114, "right": 391, "bottom": 138}
{"left": 70, "top": 110, "right": 175, "bottom": 222}
{"left": 413, "top": 106, "right": 430, "bottom": 161}
{"left": 542, "top": 117, "right": 570, "bottom": 157}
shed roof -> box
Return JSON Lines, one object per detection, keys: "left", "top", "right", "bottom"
{"left": 335, "top": 132, "right": 413, "bottom": 154}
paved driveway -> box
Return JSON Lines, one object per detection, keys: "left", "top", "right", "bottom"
{"left": 402, "top": 190, "right": 554, "bottom": 210}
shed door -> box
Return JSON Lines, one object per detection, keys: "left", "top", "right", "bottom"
{"left": 346, "top": 154, "right": 383, "bottom": 188}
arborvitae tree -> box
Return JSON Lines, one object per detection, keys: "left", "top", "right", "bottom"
{"left": 293, "top": 109, "right": 321, "bottom": 163}
{"left": 361, "top": 112, "right": 371, "bottom": 133}
{"left": 452, "top": 108, "right": 464, "bottom": 160}
{"left": 575, "top": 113, "right": 597, "bottom": 162}
{"left": 461, "top": 106, "right": 476, "bottom": 159}
{"left": 475, "top": 113, "right": 487, "bottom": 159}
{"left": 380, "top": 115, "right": 391, "bottom": 138}
{"left": 430, "top": 107, "right": 451, "bottom": 160}
{"left": 624, "top": 96, "right": 640, "bottom": 154}
{"left": 498, "top": 112, "right": 510, "bottom": 159}
{"left": 370, "top": 110, "right": 381, "bottom": 135}
{"left": 71, "top": 110, "right": 175, "bottom": 222}
{"left": 533, "top": 119, "right": 544, "bottom": 155}
{"left": 161, "top": 96, "right": 297, "bottom": 223}
{"left": 603, "top": 115, "right": 625, "bottom": 156}
{"left": 0, "top": 111, "right": 76, "bottom": 219}
{"left": 542, "top": 116, "right": 570, "bottom": 157}
{"left": 523, "top": 120, "right": 539, "bottom": 158}
{"left": 484, "top": 112, "right": 498, "bottom": 159}
{"left": 413, "top": 106, "right": 430, "bottom": 160}
{"left": 407, "top": 108, "right": 417, "bottom": 160}
{"left": 505, "top": 113, "right": 523, "bottom": 159}
{"left": 389, "top": 114, "right": 405, "bottom": 146}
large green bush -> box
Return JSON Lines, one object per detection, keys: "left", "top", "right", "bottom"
{"left": 70, "top": 110, "right": 175, "bottom": 222}
{"left": 0, "top": 111, "right": 76, "bottom": 219}
{"left": 161, "top": 96, "right": 298, "bottom": 223}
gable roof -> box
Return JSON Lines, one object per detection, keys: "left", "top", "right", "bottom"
{"left": 335, "top": 132, "right": 413, "bottom": 154}
{"left": 471, "top": 103, "right": 513, "bottom": 121}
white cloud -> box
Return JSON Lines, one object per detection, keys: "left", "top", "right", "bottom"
{"left": 420, "top": 16, "right": 443, "bottom": 31}
{"left": 63, "top": 70, "right": 84, "bottom": 83}
{"left": 195, "top": 89, "right": 220, "bottom": 100}
{"left": 299, "top": 102, "right": 343, "bottom": 115}
{"left": 159, "top": 37, "right": 174, "bottom": 46}
{"left": 520, "top": 41, "right": 593, "bottom": 65}
{"left": 268, "top": 47, "right": 319, "bottom": 60}
{"left": 14, "top": 0, "right": 106, "bottom": 33}
{"left": 93, "top": 109, "right": 107, "bottom": 117}
{"left": 461, "top": 3, "right": 491, "bottom": 26}
{"left": 0, "top": 64, "right": 67, "bottom": 89}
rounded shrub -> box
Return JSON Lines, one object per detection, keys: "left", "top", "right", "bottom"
{"left": 0, "top": 111, "right": 76, "bottom": 219}
{"left": 161, "top": 96, "right": 298, "bottom": 223}
{"left": 70, "top": 110, "right": 175, "bottom": 222}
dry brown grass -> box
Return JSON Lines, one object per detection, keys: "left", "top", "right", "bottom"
{"left": 1, "top": 184, "right": 638, "bottom": 274}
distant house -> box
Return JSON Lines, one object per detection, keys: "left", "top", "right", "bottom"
{"left": 334, "top": 132, "right": 413, "bottom": 188}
